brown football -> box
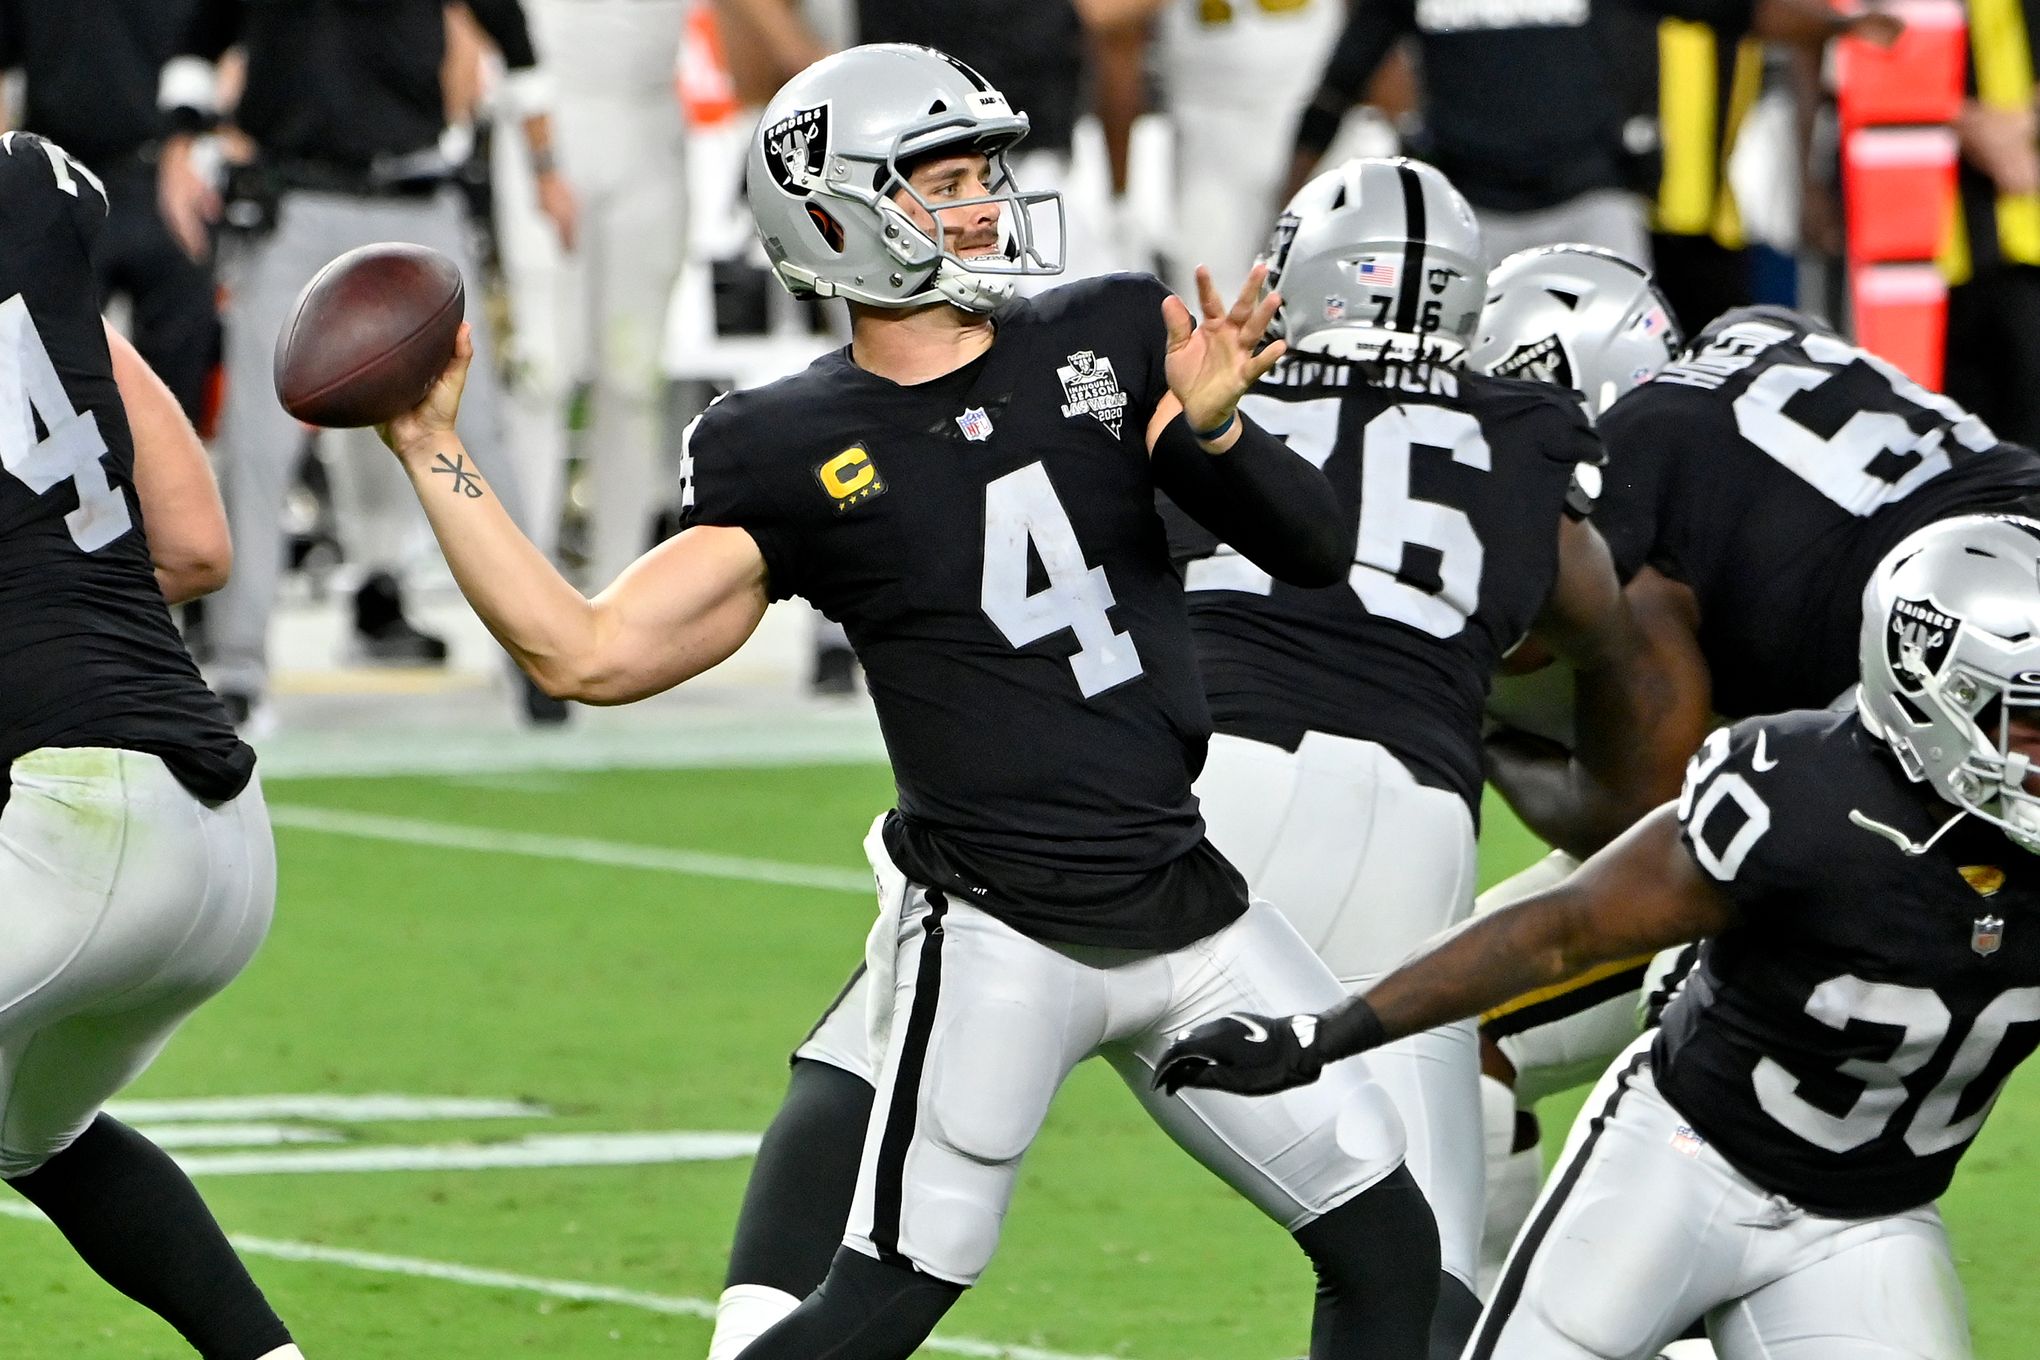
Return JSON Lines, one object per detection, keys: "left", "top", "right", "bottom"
{"left": 272, "top": 243, "right": 465, "bottom": 428}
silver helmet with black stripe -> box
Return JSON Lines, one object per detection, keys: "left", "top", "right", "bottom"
{"left": 1264, "top": 157, "right": 1486, "bottom": 361}
{"left": 744, "top": 43, "right": 1065, "bottom": 313}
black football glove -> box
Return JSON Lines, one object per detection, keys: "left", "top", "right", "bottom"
{"left": 1153, "top": 1011, "right": 1326, "bottom": 1096}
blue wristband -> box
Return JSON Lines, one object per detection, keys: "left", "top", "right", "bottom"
{"left": 1192, "top": 410, "right": 1237, "bottom": 442}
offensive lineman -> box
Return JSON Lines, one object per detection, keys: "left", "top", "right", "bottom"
{"left": 375, "top": 43, "right": 1441, "bottom": 1360}
{"left": 1169, "top": 157, "right": 1662, "bottom": 1355}
{"left": 0, "top": 133, "right": 301, "bottom": 1359}
{"left": 1158, "top": 511, "right": 2040, "bottom": 1360}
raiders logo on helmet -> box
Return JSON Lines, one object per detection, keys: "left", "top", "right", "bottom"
{"left": 763, "top": 104, "right": 830, "bottom": 197}
{"left": 1488, "top": 333, "right": 1574, "bottom": 390}
{"left": 1888, "top": 597, "right": 1958, "bottom": 692}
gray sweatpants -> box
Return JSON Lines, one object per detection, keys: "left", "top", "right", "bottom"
{"left": 209, "top": 186, "right": 527, "bottom": 696}
{"left": 1475, "top": 190, "right": 1653, "bottom": 272}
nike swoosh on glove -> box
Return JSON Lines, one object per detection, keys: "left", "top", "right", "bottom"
{"left": 1152, "top": 1012, "right": 1325, "bottom": 1096}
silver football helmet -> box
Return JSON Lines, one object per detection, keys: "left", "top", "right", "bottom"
{"left": 1859, "top": 513, "right": 2040, "bottom": 853}
{"left": 1260, "top": 157, "right": 1486, "bottom": 362}
{"left": 744, "top": 44, "right": 1064, "bottom": 313}
{"left": 1469, "top": 245, "right": 1682, "bottom": 416}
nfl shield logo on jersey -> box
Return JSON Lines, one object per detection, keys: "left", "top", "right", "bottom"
{"left": 956, "top": 407, "right": 994, "bottom": 442}
{"left": 1972, "top": 914, "right": 2005, "bottom": 956}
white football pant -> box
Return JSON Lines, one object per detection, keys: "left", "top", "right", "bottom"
{"left": 806, "top": 816, "right": 1408, "bottom": 1286}
{"left": 1193, "top": 731, "right": 1485, "bottom": 1294}
{"left": 0, "top": 749, "right": 274, "bottom": 1178}
{"left": 1471, "top": 1035, "right": 1971, "bottom": 1360}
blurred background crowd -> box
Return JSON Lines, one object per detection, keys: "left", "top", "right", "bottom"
{"left": 7, "top": 0, "right": 2025, "bottom": 736}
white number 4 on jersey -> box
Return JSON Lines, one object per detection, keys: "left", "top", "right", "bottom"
{"left": 0, "top": 293, "right": 130, "bottom": 552}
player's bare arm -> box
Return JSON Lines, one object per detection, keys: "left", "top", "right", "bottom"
{"left": 1489, "top": 561, "right": 1715, "bottom": 855}
{"left": 377, "top": 324, "right": 770, "bottom": 703}
{"left": 1491, "top": 521, "right": 1689, "bottom": 856}
{"left": 1155, "top": 804, "right": 1741, "bottom": 1095}
{"left": 110, "top": 324, "right": 230, "bottom": 603}
{"left": 1146, "top": 266, "right": 1348, "bottom": 585}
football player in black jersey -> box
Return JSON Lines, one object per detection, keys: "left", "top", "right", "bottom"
{"left": 1460, "top": 247, "right": 2040, "bottom": 1285}
{"left": 375, "top": 43, "right": 1441, "bottom": 1360}
{"left": 1158, "top": 158, "right": 1661, "bottom": 1355}
{"left": 1159, "top": 511, "right": 2040, "bottom": 1358}
{"left": 0, "top": 133, "right": 301, "bottom": 1359}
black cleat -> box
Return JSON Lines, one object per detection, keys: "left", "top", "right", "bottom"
{"left": 811, "top": 643, "right": 859, "bottom": 697}
{"left": 352, "top": 572, "right": 449, "bottom": 665}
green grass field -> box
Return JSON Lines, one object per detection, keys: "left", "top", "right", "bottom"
{"left": 2, "top": 762, "right": 2034, "bottom": 1358}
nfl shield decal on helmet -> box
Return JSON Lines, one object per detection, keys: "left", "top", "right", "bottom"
{"left": 956, "top": 407, "right": 994, "bottom": 441}
{"left": 763, "top": 104, "right": 829, "bottom": 196}
{"left": 1972, "top": 914, "right": 2005, "bottom": 956}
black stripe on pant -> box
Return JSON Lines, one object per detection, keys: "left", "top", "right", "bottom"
{"left": 1468, "top": 1050, "right": 1650, "bottom": 1358}
{"left": 869, "top": 890, "right": 949, "bottom": 1266}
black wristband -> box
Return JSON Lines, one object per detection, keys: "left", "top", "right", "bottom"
{"left": 1320, "top": 997, "right": 1389, "bottom": 1061}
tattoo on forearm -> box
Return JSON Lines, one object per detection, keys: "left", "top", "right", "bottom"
{"left": 431, "top": 452, "right": 487, "bottom": 499}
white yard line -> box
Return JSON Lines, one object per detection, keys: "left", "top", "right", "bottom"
{"left": 267, "top": 805, "right": 875, "bottom": 895}
{"left": 110, "top": 1094, "right": 550, "bottom": 1122}
{"left": 169, "top": 1131, "right": 763, "bottom": 1176}
{"left": 0, "top": 1204, "right": 1125, "bottom": 1360}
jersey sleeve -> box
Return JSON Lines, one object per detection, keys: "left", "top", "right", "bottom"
{"left": 0, "top": 133, "right": 107, "bottom": 255}
{"left": 1675, "top": 719, "right": 1800, "bottom": 907}
{"left": 1590, "top": 384, "right": 1679, "bottom": 583}
{"left": 677, "top": 397, "right": 806, "bottom": 603}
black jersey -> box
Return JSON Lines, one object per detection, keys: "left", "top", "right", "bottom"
{"left": 0, "top": 133, "right": 252, "bottom": 808}
{"left": 1656, "top": 709, "right": 2040, "bottom": 1218}
{"left": 1165, "top": 356, "right": 1598, "bottom": 812}
{"left": 1594, "top": 306, "right": 2040, "bottom": 718}
{"left": 680, "top": 274, "right": 1246, "bottom": 950}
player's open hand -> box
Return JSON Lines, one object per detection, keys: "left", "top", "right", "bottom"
{"left": 377, "top": 323, "right": 474, "bottom": 464}
{"left": 1162, "top": 265, "right": 1287, "bottom": 435}
{"left": 1153, "top": 1011, "right": 1326, "bottom": 1097}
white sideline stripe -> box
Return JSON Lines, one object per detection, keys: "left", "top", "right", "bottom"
{"left": 137, "top": 1123, "right": 346, "bottom": 1149}
{"left": 109, "top": 1094, "right": 550, "bottom": 1122}
{"left": 267, "top": 806, "right": 875, "bottom": 895}
{"left": 171, "top": 1131, "right": 763, "bottom": 1176}
{"left": 0, "top": 1204, "right": 1122, "bottom": 1360}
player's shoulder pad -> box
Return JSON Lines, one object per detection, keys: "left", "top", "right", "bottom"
{"left": 0, "top": 132, "right": 108, "bottom": 225}
{"left": 1008, "top": 270, "right": 1172, "bottom": 332}
{"left": 1459, "top": 368, "right": 1604, "bottom": 464}
{"left": 686, "top": 355, "right": 844, "bottom": 458}
{"left": 1675, "top": 708, "right": 1882, "bottom": 884}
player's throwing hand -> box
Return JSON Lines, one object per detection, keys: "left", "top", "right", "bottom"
{"left": 1155, "top": 1011, "right": 1327, "bottom": 1096}
{"left": 1162, "top": 264, "right": 1287, "bottom": 435}
{"left": 377, "top": 323, "right": 474, "bottom": 464}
